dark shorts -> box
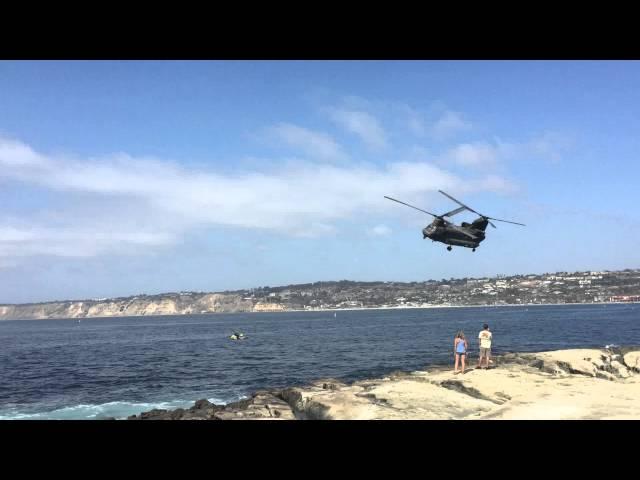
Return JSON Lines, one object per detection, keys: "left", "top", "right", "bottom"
{"left": 456, "top": 352, "right": 466, "bottom": 356}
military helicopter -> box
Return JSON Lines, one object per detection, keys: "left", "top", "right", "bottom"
{"left": 384, "top": 190, "right": 525, "bottom": 252}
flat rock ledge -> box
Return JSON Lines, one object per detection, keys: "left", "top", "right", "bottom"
{"left": 127, "top": 347, "right": 640, "bottom": 420}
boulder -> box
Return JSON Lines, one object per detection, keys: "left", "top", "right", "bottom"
{"left": 137, "top": 409, "right": 172, "bottom": 420}
{"left": 194, "top": 399, "right": 213, "bottom": 410}
{"left": 609, "top": 360, "right": 631, "bottom": 378}
{"left": 623, "top": 351, "right": 640, "bottom": 372}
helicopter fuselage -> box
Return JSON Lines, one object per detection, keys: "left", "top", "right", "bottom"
{"left": 422, "top": 218, "right": 487, "bottom": 249}
{"left": 384, "top": 191, "right": 524, "bottom": 252}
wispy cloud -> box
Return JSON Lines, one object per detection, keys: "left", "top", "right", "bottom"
{"left": 442, "top": 142, "right": 499, "bottom": 167}
{"left": 0, "top": 136, "right": 518, "bottom": 260}
{"left": 266, "top": 122, "right": 348, "bottom": 162}
{"left": 431, "top": 110, "right": 472, "bottom": 139}
{"left": 523, "top": 202, "right": 640, "bottom": 231}
{"left": 367, "top": 224, "right": 392, "bottom": 237}
{"left": 0, "top": 225, "right": 173, "bottom": 258}
{"left": 393, "top": 104, "right": 471, "bottom": 140}
{"left": 0, "top": 137, "right": 47, "bottom": 167}
{"left": 525, "top": 132, "right": 572, "bottom": 163}
{"left": 440, "top": 133, "right": 573, "bottom": 168}
{"left": 325, "top": 107, "right": 389, "bottom": 150}
{"left": 397, "top": 104, "right": 427, "bottom": 137}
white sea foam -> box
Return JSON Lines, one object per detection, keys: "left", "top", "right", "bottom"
{"left": 0, "top": 396, "right": 233, "bottom": 420}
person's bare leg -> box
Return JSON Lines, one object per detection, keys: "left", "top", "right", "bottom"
{"left": 454, "top": 354, "right": 459, "bottom": 373}
{"left": 461, "top": 354, "right": 466, "bottom": 374}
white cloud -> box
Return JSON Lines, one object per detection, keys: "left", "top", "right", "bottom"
{"left": 406, "top": 145, "right": 431, "bottom": 161}
{"left": 368, "top": 224, "right": 392, "bottom": 237}
{"left": 0, "top": 225, "right": 173, "bottom": 258}
{"left": 440, "top": 133, "right": 571, "bottom": 168}
{"left": 325, "top": 107, "right": 389, "bottom": 150}
{"left": 266, "top": 123, "right": 348, "bottom": 162}
{"left": 526, "top": 132, "right": 572, "bottom": 163}
{"left": 466, "top": 174, "right": 519, "bottom": 195}
{"left": 443, "top": 142, "right": 500, "bottom": 167}
{"left": 392, "top": 104, "right": 471, "bottom": 140}
{"left": 431, "top": 110, "right": 472, "bottom": 139}
{"left": 0, "top": 136, "right": 519, "bottom": 261}
{"left": 0, "top": 137, "right": 47, "bottom": 167}
{"left": 395, "top": 104, "right": 427, "bottom": 137}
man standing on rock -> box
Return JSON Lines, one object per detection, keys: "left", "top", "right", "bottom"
{"left": 478, "top": 324, "right": 492, "bottom": 369}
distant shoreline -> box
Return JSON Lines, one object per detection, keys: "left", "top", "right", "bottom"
{"left": 288, "top": 301, "right": 640, "bottom": 313}
{"left": 1, "top": 300, "right": 638, "bottom": 322}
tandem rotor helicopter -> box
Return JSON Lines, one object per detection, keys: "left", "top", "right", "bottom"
{"left": 384, "top": 190, "right": 525, "bottom": 252}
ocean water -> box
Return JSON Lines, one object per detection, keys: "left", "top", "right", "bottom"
{"left": 1, "top": 303, "right": 639, "bottom": 420}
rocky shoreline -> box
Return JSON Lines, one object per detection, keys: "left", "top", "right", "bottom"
{"left": 125, "top": 346, "right": 640, "bottom": 420}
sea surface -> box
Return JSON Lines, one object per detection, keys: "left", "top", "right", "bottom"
{"left": 1, "top": 303, "right": 639, "bottom": 420}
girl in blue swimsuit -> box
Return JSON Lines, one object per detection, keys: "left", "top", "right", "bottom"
{"left": 454, "top": 331, "right": 468, "bottom": 374}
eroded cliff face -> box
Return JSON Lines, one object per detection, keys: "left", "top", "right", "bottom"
{"left": 0, "top": 293, "right": 254, "bottom": 320}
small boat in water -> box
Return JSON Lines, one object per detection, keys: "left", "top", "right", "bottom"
{"left": 230, "top": 332, "right": 247, "bottom": 341}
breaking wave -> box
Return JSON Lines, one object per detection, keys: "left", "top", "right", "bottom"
{"left": 0, "top": 397, "right": 232, "bottom": 420}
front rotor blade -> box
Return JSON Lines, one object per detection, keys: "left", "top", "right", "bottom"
{"left": 443, "top": 206, "right": 467, "bottom": 218}
{"left": 438, "top": 190, "right": 483, "bottom": 217}
{"left": 384, "top": 196, "right": 439, "bottom": 217}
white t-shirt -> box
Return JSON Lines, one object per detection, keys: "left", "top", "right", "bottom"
{"left": 479, "top": 330, "right": 492, "bottom": 349}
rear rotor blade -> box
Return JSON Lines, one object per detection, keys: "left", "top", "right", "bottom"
{"left": 384, "top": 196, "right": 440, "bottom": 218}
{"left": 486, "top": 217, "right": 526, "bottom": 226}
{"left": 439, "top": 190, "right": 525, "bottom": 227}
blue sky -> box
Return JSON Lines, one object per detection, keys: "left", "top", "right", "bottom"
{"left": 1, "top": 61, "right": 639, "bottom": 303}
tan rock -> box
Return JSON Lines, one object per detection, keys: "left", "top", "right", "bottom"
{"left": 624, "top": 352, "right": 640, "bottom": 372}
{"left": 279, "top": 349, "right": 640, "bottom": 420}
{"left": 610, "top": 360, "right": 631, "bottom": 378}
{"left": 130, "top": 348, "right": 640, "bottom": 420}
{"left": 253, "top": 302, "right": 287, "bottom": 312}
{"left": 534, "top": 349, "right": 605, "bottom": 376}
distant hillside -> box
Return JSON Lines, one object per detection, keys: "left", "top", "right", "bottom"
{"left": 1, "top": 268, "right": 639, "bottom": 320}
{"left": 0, "top": 292, "right": 253, "bottom": 320}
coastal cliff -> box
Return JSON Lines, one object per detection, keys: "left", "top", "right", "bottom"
{"left": 127, "top": 347, "right": 640, "bottom": 420}
{"left": 0, "top": 293, "right": 253, "bottom": 320}
{"left": 2, "top": 267, "right": 639, "bottom": 321}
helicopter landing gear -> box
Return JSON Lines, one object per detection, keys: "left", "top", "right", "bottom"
{"left": 447, "top": 245, "right": 452, "bottom": 251}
